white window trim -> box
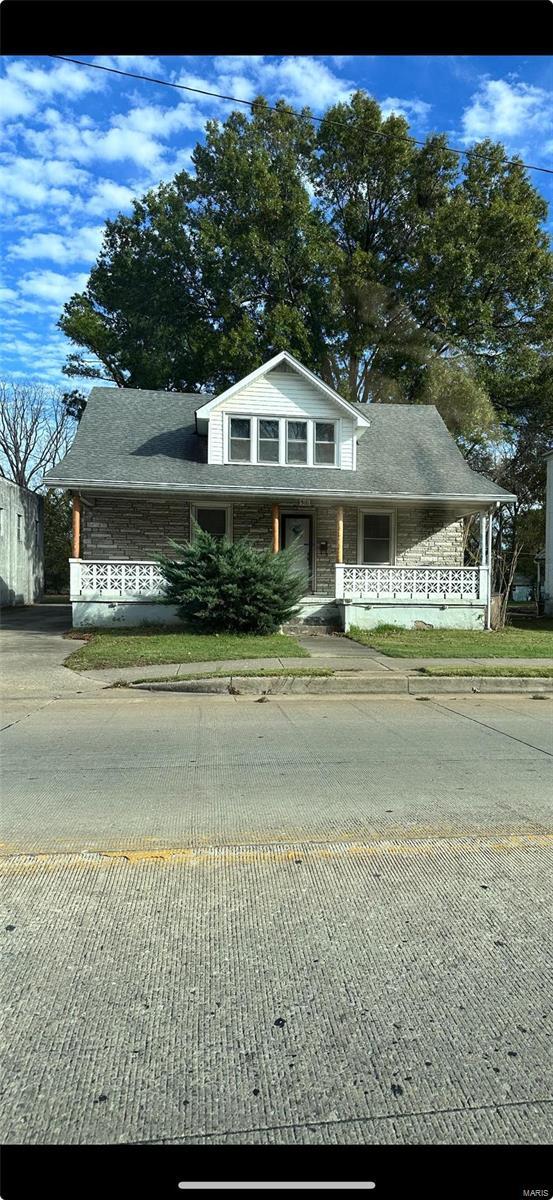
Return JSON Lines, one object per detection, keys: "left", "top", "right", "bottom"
{"left": 285, "top": 418, "right": 309, "bottom": 466}
{"left": 223, "top": 414, "right": 342, "bottom": 468}
{"left": 314, "top": 419, "right": 338, "bottom": 468}
{"left": 257, "top": 417, "right": 281, "bottom": 466}
{"left": 357, "top": 508, "right": 396, "bottom": 565}
{"left": 190, "top": 502, "right": 233, "bottom": 542}
{"left": 228, "top": 416, "right": 253, "bottom": 464}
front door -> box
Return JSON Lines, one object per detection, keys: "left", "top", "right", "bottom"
{"left": 282, "top": 514, "right": 313, "bottom": 590}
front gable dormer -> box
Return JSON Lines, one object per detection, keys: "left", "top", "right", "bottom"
{"left": 195, "top": 351, "right": 370, "bottom": 470}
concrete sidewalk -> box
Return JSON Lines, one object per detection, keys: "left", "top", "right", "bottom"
{"left": 67, "top": 633, "right": 553, "bottom": 687}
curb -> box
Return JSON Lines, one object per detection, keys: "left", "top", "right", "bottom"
{"left": 129, "top": 674, "right": 553, "bottom": 696}
{"left": 408, "top": 676, "right": 553, "bottom": 695}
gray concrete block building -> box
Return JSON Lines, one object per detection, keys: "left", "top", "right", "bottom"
{"left": 0, "top": 478, "right": 44, "bottom": 608}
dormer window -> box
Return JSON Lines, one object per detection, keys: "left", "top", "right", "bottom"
{"left": 224, "top": 414, "right": 342, "bottom": 467}
{"left": 258, "top": 419, "right": 279, "bottom": 463}
{"left": 315, "top": 422, "right": 336, "bottom": 465}
{"left": 286, "top": 420, "right": 308, "bottom": 464}
{"left": 229, "top": 417, "right": 251, "bottom": 462}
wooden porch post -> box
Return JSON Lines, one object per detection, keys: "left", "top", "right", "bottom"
{"left": 336, "top": 505, "right": 344, "bottom": 564}
{"left": 71, "top": 493, "right": 82, "bottom": 559}
{"left": 272, "top": 503, "right": 280, "bottom": 554}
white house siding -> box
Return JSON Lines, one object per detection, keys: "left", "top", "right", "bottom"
{"left": 209, "top": 368, "right": 356, "bottom": 470}
{"left": 208, "top": 412, "right": 224, "bottom": 463}
{"left": 0, "top": 478, "right": 44, "bottom": 606}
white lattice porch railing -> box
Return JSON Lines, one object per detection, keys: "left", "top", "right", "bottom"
{"left": 335, "top": 564, "right": 489, "bottom": 603}
{"left": 70, "top": 559, "right": 166, "bottom": 601}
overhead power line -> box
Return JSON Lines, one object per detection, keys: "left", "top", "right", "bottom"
{"left": 49, "top": 54, "right": 553, "bottom": 177}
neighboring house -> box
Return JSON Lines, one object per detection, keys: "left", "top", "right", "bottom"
{"left": 44, "top": 351, "right": 515, "bottom": 631}
{"left": 510, "top": 572, "right": 534, "bottom": 603}
{"left": 544, "top": 448, "right": 553, "bottom": 615}
{"left": 0, "top": 478, "right": 44, "bottom": 607}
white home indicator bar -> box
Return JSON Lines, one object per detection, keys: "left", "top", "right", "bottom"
{"left": 178, "top": 1185, "right": 375, "bottom": 1191}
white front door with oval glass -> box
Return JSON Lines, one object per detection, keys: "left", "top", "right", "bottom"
{"left": 282, "top": 514, "right": 312, "bottom": 591}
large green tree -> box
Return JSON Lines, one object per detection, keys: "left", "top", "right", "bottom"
{"left": 59, "top": 90, "right": 552, "bottom": 448}
{"left": 61, "top": 99, "right": 336, "bottom": 393}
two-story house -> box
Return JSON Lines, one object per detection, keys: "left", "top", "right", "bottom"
{"left": 45, "top": 351, "right": 515, "bottom": 631}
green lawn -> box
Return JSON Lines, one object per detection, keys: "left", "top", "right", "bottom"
{"left": 65, "top": 628, "right": 309, "bottom": 671}
{"left": 347, "top": 619, "right": 553, "bottom": 659}
{"left": 420, "top": 665, "right": 553, "bottom": 678}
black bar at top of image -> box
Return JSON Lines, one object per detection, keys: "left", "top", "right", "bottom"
{"left": 1, "top": 0, "right": 552, "bottom": 57}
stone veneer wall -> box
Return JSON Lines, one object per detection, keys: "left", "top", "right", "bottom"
{"left": 395, "top": 508, "right": 464, "bottom": 567}
{"left": 232, "top": 502, "right": 273, "bottom": 551}
{"left": 81, "top": 493, "right": 464, "bottom": 588}
{"left": 81, "top": 492, "right": 191, "bottom": 559}
{"left": 314, "top": 505, "right": 357, "bottom": 596}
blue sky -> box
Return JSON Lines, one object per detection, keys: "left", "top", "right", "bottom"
{"left": 1, "top": 53, "right": 552, "bottom": 390}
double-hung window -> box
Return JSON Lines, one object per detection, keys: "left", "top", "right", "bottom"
{"left": 361, "top": 513, "right": 392, "bottom": 564}
{"left": 229, "top": 417, "right": 251, "bottom": 462}
{"left": 193, "top": 505, "right": 231, "bottom": 541}
{"left": 258, "top": 418, "right": 279, "bottom": 463}
{"left": 314, "top": 421, "right": 336, "bottom": 465}
{"left": 286, "top": 420, "right": 308, "bottom": 464}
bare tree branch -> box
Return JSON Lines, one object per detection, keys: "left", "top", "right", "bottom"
{"left": 0, "top": 381, "right": 75, "bottom": 491}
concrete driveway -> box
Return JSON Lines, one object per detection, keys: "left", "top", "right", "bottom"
{"left": 1, "top": 686, "right": 552, "bottom": 1146}
{"left": 0, "top": 604, "right": 101, "bottom": 704}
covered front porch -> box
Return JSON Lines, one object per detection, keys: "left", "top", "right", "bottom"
{"left": 69, "top": 493, "right": 495, "bottom": 630}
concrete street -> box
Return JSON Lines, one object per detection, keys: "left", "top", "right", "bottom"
{"left": 2, "top": 666, "right": 552, "bottom": 1145}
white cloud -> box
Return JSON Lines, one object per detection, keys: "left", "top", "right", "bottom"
{"left": 18, "top": 98, "right": 205, "bottom": 174}
{"left": 252, "top": 57, "right": 355, "bottom": 110}
{"left": 177, "top": 56, "right": 355, "bottom": 113}
{"left": 0, "top": 286, "right": 18, "bottom": 303}
{"left": 84, "top": 178, "right": 138, "bottom": 215}
{"left": 5, "top": 58, "right": 105, "bottom": 99}
{"left": 177, "top": 66, "right": 255, "bottom": 106}
{"left": 93, "top": 55, "right": 163, "bottom": 75}
{"left": 212, "top": 56, "right": 265, "bottom": 74}
{"left": 460, "top": 77, "right": 552, "bottom": 145}
{"left": 10, "top": 225, "right": 104, "bottom": 265}
{"left": 0, "top": 77, "right": 35, "bottom": 119}
{"left": 0, "top": 154, "right": 89, "bottom": 191}
{"left": 0, "top": 163, "right": 74, "bottom": 210}
{"left": 18, "top": 269, "right": 89, "bottom": 305}
{"left": 380, "top": 96, "right": 432, "bottom": 124}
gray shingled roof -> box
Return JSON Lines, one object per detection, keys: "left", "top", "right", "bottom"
{"left": 44, "top": 386, "right": 515, "bottom": 503}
